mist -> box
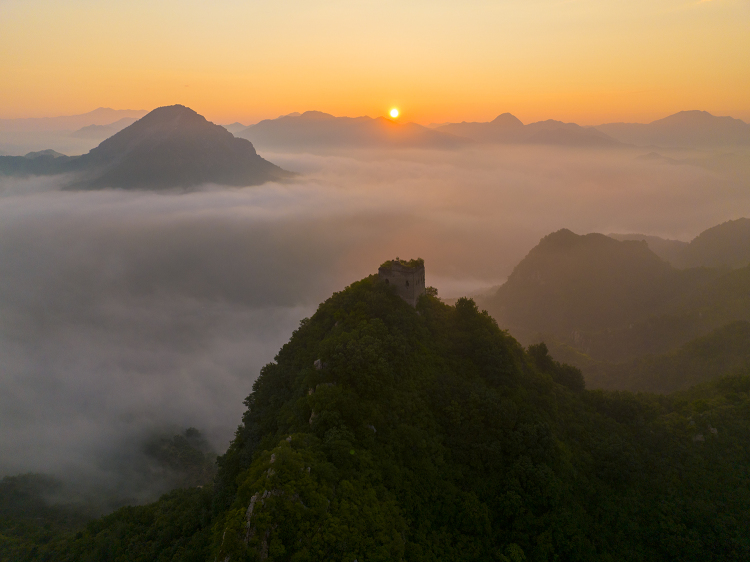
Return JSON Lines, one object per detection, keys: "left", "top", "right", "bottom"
{"left": 2, "top": 143, "right": 749, "bottom": 504}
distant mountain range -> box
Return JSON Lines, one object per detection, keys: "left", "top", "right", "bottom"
{"left": 611, "top": 218, "right": 750, "bottom": 269}
{"left": 233, "top": 109, "right": 750, "bottom": 151}
{"left": 0, "top": 108, "right": 148, "bottom": 133}
{"left": 2, "top": 107, "right": 748, "bottom": 154}
{"left": 221, "top": 122, "right": 249, "bottom": 134}
{"left": 596, "top": 110, "right": 750, "bottom": 148}
{"left": 437, "top": 109, "right": 750, "bottom": 149}
{"left": 70, "top": 117, "right": 139, "bottom": 139}
{"left": 436, "top": 113, "right": 620, "bottom": 147}
{"left": 0, "top": 105, "right": 289, "bottom": 189}
{"left": 235, "top": 110, "right": 470, "bottom": 152}
{"left": 480, "top": 221, "right": 750, "bottom": 361}
{"left": 236, "top": 110, "right": 623, "bottom": 151}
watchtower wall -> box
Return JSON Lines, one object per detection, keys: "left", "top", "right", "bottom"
{"left": 378, "top": 259, "right": 426, "bottom": 307}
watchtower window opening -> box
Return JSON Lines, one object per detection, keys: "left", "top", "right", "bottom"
{"left": 385, "top": 279, "right": 389, "bottom": 284}
{"left": 405, "top": 280, "right": 409, "bottom": 286}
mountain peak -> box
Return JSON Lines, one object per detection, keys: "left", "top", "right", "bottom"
{"left": 597, "top": 110, "right": 750, "bottom": 147}
{"left": 651, "top": 110, "right": 744, "bottom": 126}
{"left": 69, "top": 105, "right": 291, "bottom": 188}
{"left": 491, "top": 113, "right": 524, "bottom": 127}
{"left": 237, "top": 109, "right": 468, "bottom": 151}
{"left": 125, "top": 104, "right": 207, "bottom": 129}
{"left": 298, "top": 110, "right": 337, "bottom": 120}
{"left": 483, "top": 227, "right": 677, "bottom": 338}
{"left": 535, "top": 228, "right": 615, "bottom": 251}
{"left": 0, "top": 105, "right": 291, "bottom": 189}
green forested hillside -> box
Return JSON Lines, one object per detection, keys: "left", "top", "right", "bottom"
{"left": 23, "top": 275, "right": 750, "bottom": 561}
{"left": 0, "top": 474, "right": 92, "bottom": 561}
{"left": 0, "top": 429, "right": 217, "bottom": 562}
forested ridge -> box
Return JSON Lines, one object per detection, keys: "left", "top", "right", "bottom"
{"left": 4, "top": 275, "right": 750, "bottom": 561}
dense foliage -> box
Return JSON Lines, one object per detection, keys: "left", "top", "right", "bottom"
{"left": 379, "top": 258, "right": 425, "bottom": 270}
{"left": 0, "top": 474, "right": 92, "bottom": 561}
{"left": 0, "top": 429, "right": 217, "bottom": 562}
{"left": 143, "top": 428, "right": 218, "bottom": 489}
{"left": 10, "top": 276, "right": 750, "bottom": 560}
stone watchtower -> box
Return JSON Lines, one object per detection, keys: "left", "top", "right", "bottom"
{"left": 378, "top": 258, "right": 426, "bottom": 307}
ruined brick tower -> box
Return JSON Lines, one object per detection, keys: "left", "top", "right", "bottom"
{"left": 378, "top": 258, "right": 426, "bottom": 307}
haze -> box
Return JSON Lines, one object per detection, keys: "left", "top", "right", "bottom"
{"left": 2, "top": 139, "right": 750, "bottom": 499}
{"left": 1, "top": 0, "right": 749, "bottom": 125}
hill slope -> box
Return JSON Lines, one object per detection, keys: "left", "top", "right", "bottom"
{"left": 587, "top": 320, "right": 750, "bottom": 393}
{"left": 19, "top": 274, "right": 750, "bottom": 561}
{"left": 680, "top": 218, "right": 750, "bottom": 268}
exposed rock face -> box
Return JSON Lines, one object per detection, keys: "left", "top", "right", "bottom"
{"left": 378, "top": 258, "right": 426, "bottom": 307}
{"left": 244, "top": 490, "right": 283, "bottom": 560}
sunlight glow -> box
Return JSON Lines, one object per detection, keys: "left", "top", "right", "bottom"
{"left": 390, "top": 108, "right": 399, "bottom": 118}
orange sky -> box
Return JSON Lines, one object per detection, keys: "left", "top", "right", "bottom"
{"left": 1, "top": 0, "right": 749, "bottom": 125}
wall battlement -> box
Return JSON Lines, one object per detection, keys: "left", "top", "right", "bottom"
{"left": 378, "top": 258, "right": 425, "bottom": 307}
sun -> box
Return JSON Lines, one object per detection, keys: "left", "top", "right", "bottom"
{"left": 389, "top": 108, "right": 399, "bottom": 118}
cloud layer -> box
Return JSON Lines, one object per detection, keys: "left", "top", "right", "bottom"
{"left": 1, "top": 144, "right": 749, "bottom": 502}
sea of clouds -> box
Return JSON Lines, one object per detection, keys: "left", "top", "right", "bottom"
{"left": 1, "top": 144, "right": 749, "bottom": 504}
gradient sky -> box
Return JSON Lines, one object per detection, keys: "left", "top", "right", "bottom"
{"left": 1, "top": 0, "right": 749, "bottom": 125}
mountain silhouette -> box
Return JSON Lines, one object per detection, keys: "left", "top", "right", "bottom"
{"left": 0, "top": 107, "right": 148, "bottom": 132}
{"left": 611, "top": 218, "right": 750, "bottom": 269}
{"left": 480, "top": 225, "right": 750, "bottom": 365}
{"left": 596, "top": 110, "right": 750, "bottom": 148}
{"left": 0, "top": 105, "right": 290, "bottom": 189}
{"left": 70, "top": 117, "right": 138, "bottom": 139}
{"left": 236, "top": 111, "right": 470, "bottom": 152}
{"left": 221, "top": 122, "right": 248, "bottom": 134}
{"left": 682, "top": 218, "right": 750, "bottom": 268}
{"left": 437, "top": 114, "right": 620, "bottom": 146}
{"left": 480, "top": 229, "right": 685, "bottom": 340}
{"left": 607, "top": 232, "right": 688, "bottom": 266}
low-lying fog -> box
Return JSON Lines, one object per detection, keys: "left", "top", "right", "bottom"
{"left": 2, "top": 144, "right": 749, "bottom": 504}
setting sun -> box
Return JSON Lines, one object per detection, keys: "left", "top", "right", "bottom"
{"left": 389, "top": 108, "right": 399, "bottom": 118}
